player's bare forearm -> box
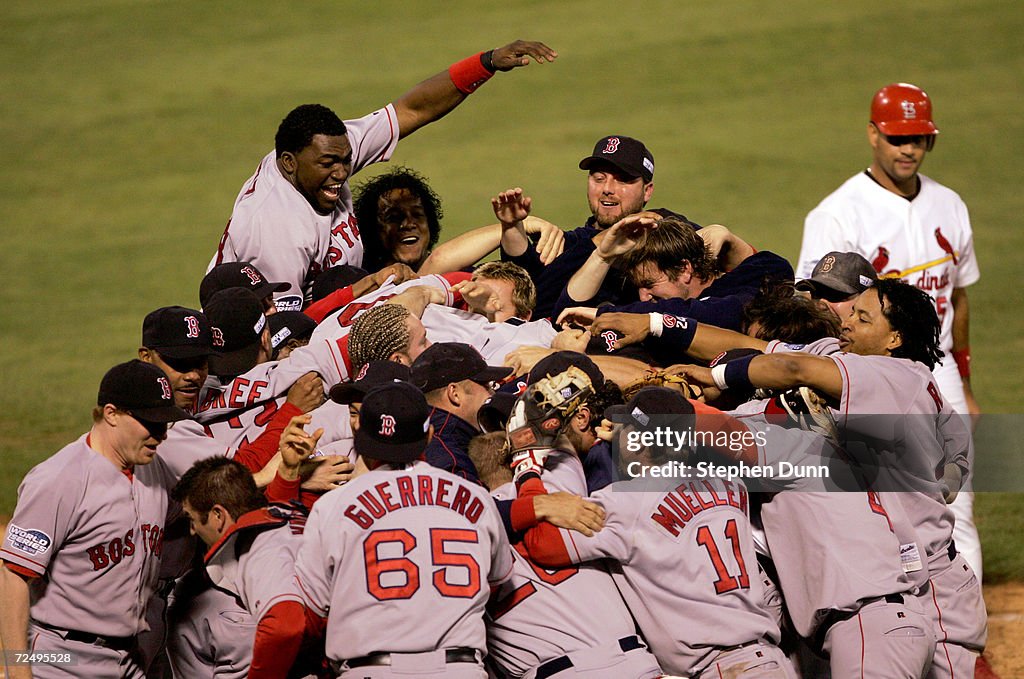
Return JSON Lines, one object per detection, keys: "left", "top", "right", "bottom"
{"left": 690, "top": 322, "right": 768, "bottom": 361}
{"left": 699, "top": 224, "right": 756, "bottom": 272}
{"left": 0, "top": 566, "right": 32, "bottom": 678}
{"left": 387, "top": 286, "right": 445, "bottom": 318}
{"left": 393, "top": 40, "right": 557, "bottom": 139}
{"left": 419, "top": 223, "right": 501, "bottom": 274}
{"left": 566, "top": 250, "right": 613, "bottom": 304}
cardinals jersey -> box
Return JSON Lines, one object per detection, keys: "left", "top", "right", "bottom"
{"left": 210, "top": 106, "right": 401, "bottom": 310}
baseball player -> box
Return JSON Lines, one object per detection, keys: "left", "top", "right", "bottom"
{"left": 672, "top": 279, "right": 986, "bottom": 678}
{"left": 208, "top": 40, "right": 558, "bottom": 310}
{"left": 509, "top": 374, "right": 792, "bottom": 677}
{"left": 0, "top": 360, "right": 188, "bottom": 679}
{"left": 468, "top": 432, "right": 663, "bottom": 676}
{"left": 294, "top": 382, "right": 514, "bottom": 678}
{"left": 797, "top": 82, "right": 983, "bottom": 580}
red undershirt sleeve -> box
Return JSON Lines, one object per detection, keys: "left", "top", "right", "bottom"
{"left": 248, "top": 600, "right": 306, "bottom": 679}
{"left": 233, "top": 403, "right": 304, "bottom": 473}
{"left": 515, "top": 477, "right": 573, "bottom": 567}
{"left": 304, "top": 288, "right": 356, "bottom": 324}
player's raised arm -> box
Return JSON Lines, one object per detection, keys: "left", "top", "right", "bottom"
{"left": 393, "top": 40, "right": 557, "bottom": 139}
{"left": 676, "top": 352, "right": 844, "bottom": 402}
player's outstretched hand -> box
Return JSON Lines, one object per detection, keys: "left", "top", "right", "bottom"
{"left": 278, "top": 415, "right": 324, "bottom": 480}
{"left": 490, "top": 40, "right": 558, "bottom": 71}
{"left": 301, "top": 455, "right": 356, "bottom": 492}
{"left": 590, "top": 312, "right": 650, "bottom": 348}
{"left": 287, "top": 372, "right": 326, "bottom": 413}
{"left": 492, "top": 187, "right": 532, "bottom": 227}
{"left": 523, "top": 216, "right": 565, "bottom": 264}
{"left": 667, "top": 364, "right": 715, "bottom": 389}
{"left": 533, "top": 492, "right": 606, "bottom": 536}
{"left": 596, "top": 213, "right": 659, "bottom": 260}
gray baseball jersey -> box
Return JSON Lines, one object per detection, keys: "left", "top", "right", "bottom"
{"left": 484, "top": 454, "right": 661, "bottom": 679}
{"left": 731, "top": 417, "right": 927, "bottom": 637}
{"left": 166, "top": 568, "right": 256, "bottom": 679}
{"left": 2, "top": 435, "right": 176, "bottom": 638}
{"left": 210, "top": 106, "right": 401, "bottom": 311}
{"left": 521, "top": 474, "right": 781, "bottom": 677}
{"left": 294, "top": 461, "right": 514, "bottom": 663}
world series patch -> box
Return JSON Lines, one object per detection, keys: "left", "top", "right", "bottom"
{"left": 6, "top": 524, "right": 52, "bottom": 557}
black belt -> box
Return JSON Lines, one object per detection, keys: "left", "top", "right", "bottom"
{"left": 535, "top": 636, "right": 642, "bottom": 679}
{"left": 815, "top": 593, "right": 905, "bottom": 649}
{"left": 345, "top": 647, "right": 479, "bottom": 669}
{"left": 33, "top": 621, "right": 134, "bottom": 652}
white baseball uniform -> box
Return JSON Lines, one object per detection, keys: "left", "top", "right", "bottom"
{"left": 799, "top": 169, "right": 983, "bottom": 578}
{"left": 294, "top": 461, "right": 514, "bottom": 678}
{"left": 2, "top": 435, "right": 177, "bottom": 678}
{"left": 209, "top": 106, "right": 401, "bottom": 311}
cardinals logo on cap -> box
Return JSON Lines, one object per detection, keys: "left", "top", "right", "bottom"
{"left": 379, "top": 414, "right": 396, "bottom": 437}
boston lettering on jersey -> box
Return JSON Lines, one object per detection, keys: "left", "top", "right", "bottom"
{"left": 650, "top": 480, "right": 748, "bottom": 538}
{"left": 344, "top": 475, "right": 485, "bottom": 529}
{"left": 86, "top": 523, "right": 164, "bottom": 572}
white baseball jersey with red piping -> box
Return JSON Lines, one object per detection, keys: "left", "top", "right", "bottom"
{"left": 798, "top": 171, "right": 980, "bottom": 409}
{"left": 518, "top": 473, "right": 784, "bottom": 677}
{"left": 2, "top": 435, "right": 176, "bottom": 638}
{"left": 294, "top": 460, "right": 514, "bottom": 664}
{"left": 209, "top": 105, "right": 400, "bottom": 311}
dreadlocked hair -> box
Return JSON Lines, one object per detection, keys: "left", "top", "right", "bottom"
{"left": 873, "top": 278, "right": 943, "bottom": 370}
{"left": 348, "top": 304, "right": 412, "bottom": 371}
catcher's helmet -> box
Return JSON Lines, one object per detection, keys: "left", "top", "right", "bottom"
{"left": 870, "top": 83, "right": 939, "bottom": 137}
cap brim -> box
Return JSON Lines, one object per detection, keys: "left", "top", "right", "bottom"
{"left": 155, "top": 344, "right": 218, "bottom": 359}
{"left": 475, "top": 365, "right": 514, "bottom": 384}
{"left": 354, "top": 428, "right": 427, "bottom": 464}
{"left": 795, "top": 277, "right": 859, "bottom": 297}
{"left": 208, "top": 345, "right": 261, "bottom": 379}
{"left": 477, "top": 392, "right": 517, "bottom": 433}
{"left": 130, "top": 404, "right": 192, "bottom": 423}
{"left": 328, "top": 382, "right": 369, "bottom": 405}
{"left": 255, "top": 281, "right": 292, "bottom": 299}
{"left": 578, "top": 156, "right": 643, "bottom": 180}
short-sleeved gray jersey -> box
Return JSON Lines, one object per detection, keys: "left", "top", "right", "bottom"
{"left": 545, "top": 476, "right": 779, "bottom": 676}
{"left": 2, "top": 435, "right": 176, "bottom": 637}
{"left": 295, "top": 461, "right": 513, "bottom": 663}
{"left": 485, "top": 466, "right": 653, "bottom": 678}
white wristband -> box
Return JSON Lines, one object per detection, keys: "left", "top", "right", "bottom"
{"left": 649, "top": 313, "right": 664, "bottom": 337}
{"left": 710, "top": 364, "right": 729, "bottom": 391}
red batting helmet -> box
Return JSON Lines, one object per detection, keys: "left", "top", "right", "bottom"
{"left": 870, "top": 83, "right": 939, "bottom": 136}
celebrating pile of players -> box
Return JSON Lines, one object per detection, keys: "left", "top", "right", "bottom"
{"left": 1, "top": 39, "right": 994, "bottom": 679}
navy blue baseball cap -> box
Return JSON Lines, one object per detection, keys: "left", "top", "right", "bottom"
{"left": 98, "top": 360, "right": 191, "bottom": 423}
{"left": 200, "top": 262, "right": 290, "bottom": 308}
{"left": 355, "top": 382, "right": 431, "bottom": 464}
{"left": 579, "top": 135, "right": 655, "bottom": 183}
{"left": 329, "top": 361, "right": 412, "bottom": 404}
{"left": 142, "top": 306, "right": 217, "bottom": 359}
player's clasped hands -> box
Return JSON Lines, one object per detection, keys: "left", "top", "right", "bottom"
{"left": 301, "top": 455, "right": 356, "bottom": 491}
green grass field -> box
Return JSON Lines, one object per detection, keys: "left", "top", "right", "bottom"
{"left": 2, "top": 0, "right": 1021, "bottom": 580}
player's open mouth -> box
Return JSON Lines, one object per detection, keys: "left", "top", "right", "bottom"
{"left": 321, "top": 184, "right": 342, "bottom": 200}
{"left": 400, "top": 235, "right": 421, "bottom": 245}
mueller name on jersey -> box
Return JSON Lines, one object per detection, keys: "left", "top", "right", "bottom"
{"left": 345, "top": 475, "right": 485, "bottom": 529}
{"left": 86, "top": 523, "right": 164, "bottom": 572}
{"left": 650, "top": 479, "right": 748, "bottom": 538}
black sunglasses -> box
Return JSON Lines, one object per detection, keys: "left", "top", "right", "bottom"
{"left": 872, "top": 124, "right": 936, "bottom": 151}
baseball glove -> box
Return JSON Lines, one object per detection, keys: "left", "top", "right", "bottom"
{"left": 622, "top": 369, "right": 702, "bottom": 402}
{"left": 507, "top": 365, "right": 594, "bottom": 481}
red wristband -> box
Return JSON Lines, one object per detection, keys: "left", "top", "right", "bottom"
{"left": 952, "top": 347, "right": 971, "bottom": 379}
{"left": 449, "top": 52, "right": 494, "bottom": 94}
